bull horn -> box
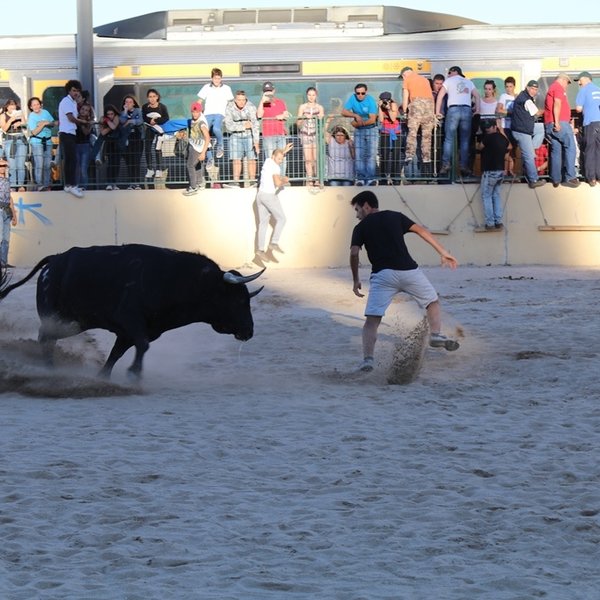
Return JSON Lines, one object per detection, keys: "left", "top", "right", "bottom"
{"left": 248, "top": 285, "right": 264, "bottom": 299}
{"left": 223, "top": 267, "right": 266, "bottom": 285}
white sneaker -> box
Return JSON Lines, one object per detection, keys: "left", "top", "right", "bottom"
{"left": 154, "top": 170, "right": 163, "bottom": 179}
{"left": 105, "top": 185, "right": 113, "bottom": 190}
{"left": 67, "top": 186, "right": 84, "bottom": 198}
{"left": 429, "top": 333, "right": 460, "bottom": 351}
{"left": 358, "top": 357, "right": 374, "bottom": 372}
{"left": 182, "top": 186, "right": 199, "bottom": 196}
{"left": 145, "top": 169, "right": 154, "bottom": 178}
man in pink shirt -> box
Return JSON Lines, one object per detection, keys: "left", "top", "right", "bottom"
{"left": 544, "top": 72, "right": 580, "bottom": 188}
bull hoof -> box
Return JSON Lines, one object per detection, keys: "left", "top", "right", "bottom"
{"left": 97, "top": 368, "right": 112, "bottom": 380}
{"left": 126, "top": 368, "right": 142, "bottom": 383}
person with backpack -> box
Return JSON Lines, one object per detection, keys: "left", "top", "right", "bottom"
{"left": 182, "top": 101, "right": 211, "bottom": 196}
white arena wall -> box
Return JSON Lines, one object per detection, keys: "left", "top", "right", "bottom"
{"left": 9, "top": 184, "right": 600, "bottom": 270}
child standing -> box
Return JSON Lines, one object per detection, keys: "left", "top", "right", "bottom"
{"left": 182, "top": 101, "right": 211, "bottom": 196}
{"left": 478, "top": 120, "right": 510, "bottom": 230}
{"left": 0, "top": 159, "right": 18, "bottom": 268}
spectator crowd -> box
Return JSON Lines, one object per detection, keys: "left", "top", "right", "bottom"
{"left": 1, "top": 66, "right": 599, "bottom": 196}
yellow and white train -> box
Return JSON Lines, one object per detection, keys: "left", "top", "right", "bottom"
{"left": 1, "top": 5, "right": 598, "bottom": 119}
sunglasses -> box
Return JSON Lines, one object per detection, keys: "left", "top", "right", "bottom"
{"left": 355, "top": 91, "right": 366, "bottom": 96}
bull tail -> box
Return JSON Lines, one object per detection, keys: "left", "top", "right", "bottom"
{"left": 0, "top": 256, "right": 52, "bottom": 301}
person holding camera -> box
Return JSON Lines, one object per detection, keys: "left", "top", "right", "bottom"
{"left": 378, "top": 92, "right": 402, "bottom": 184}
{"left": 257, "top": 81, "right": 290, "bottom": 176}
{"left": 400, "top": 66, "right": 436, "bottom": 173}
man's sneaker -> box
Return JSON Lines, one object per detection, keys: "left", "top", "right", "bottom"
{"left": 145, "top": 169, "right": 154, "bottom": 178}
{"left": 528, "top": 179, "right": 545, "bottom": 189}
{"left": 223, "top": 182, "right": 240, "bottom": 188}
{"left": 562, "top": 178, "right": 580, "bottom": 188}
{"left": 429, "top": 333, "right": 460, "bottom": 351}
{"left": 105, "top": 185, "right": 113, "bottom": 191}
{"left": 182, "top": 186, "right": 199, "bottom": 196}
{"left": 65, "top": 185, "right": 84, "bottom": 198}
{"left": 439, "top": 164, "right": 450, "bottom": 175}
{"left": 358, "top": 357, "right": 374, "bottom": 372}
{"left": 269, "top": 243, "right": 284, "bottom": 254}
{"left": 216, "top": 148, "right": 224, "bottom": 159}
{"left": 154, "top": 170, "right": 164, "bottom": 179}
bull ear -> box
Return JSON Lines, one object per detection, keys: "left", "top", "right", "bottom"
{"left": 223, "top": 267, "right": 266, "bottom": 285}
{"left": 248, "top": 285, "right": 264, "bottom": 299}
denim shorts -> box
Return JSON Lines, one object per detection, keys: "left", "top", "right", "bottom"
{"left": 365, "top": 268, "right": 438, "bottom": 316}
{"left": 229, "top": 134, "right": 256, "bottom": 160}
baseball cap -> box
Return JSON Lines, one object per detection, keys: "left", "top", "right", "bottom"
{"left": 557, "top": 72, "right": 572, "bottom": 83}
{"left": 399, "top": 66, "right": 412, "bottom": 77}
{"left": 262, "top": 81, "right": 274, "bottom": 92}
{"left": 190, "top": 101, "right": 203, "bottom": 111}
{"left": 448, "top": 66, "right": 464, "bottom": 76}
{"left": 481, "top": 119, "right": 496, "bottom": 130}
{"left": 526, "top": 80, "right": 539, "bottom": 88}
{"left": 379, "top": 91, "right": 392, "bottom": 101}
{"left": 574, "top": 71, "right": 592, "bottom": 81}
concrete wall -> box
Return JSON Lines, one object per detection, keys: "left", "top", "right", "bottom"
{"left": 9, "top": 182, "right": 600, "bottom": 270}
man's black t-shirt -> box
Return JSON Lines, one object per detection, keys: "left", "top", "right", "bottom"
{"left": 480, "top": 131, "right": 509, "bottom": 171}
{"left": 351, "top": 210, "right": 418, "bottom": 273}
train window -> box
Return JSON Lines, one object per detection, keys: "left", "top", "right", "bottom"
{"left": 257, "top": 10, "right": 292, "bottom": 23}
{"left": 41, "top": 87, "right": 65, "bottom": 120}
{"left": 538, "top": 76, "right": 579, "bottom": 107}
{"left": 241, "top": 64, "right": 302, "bottom": 75}
{"left": 102, "top": 85, "right": 138, "bottom": 113}
{"left": 0, "top": 87, "right": 22, "bottom": 111}
{"left": 472, "top": 77, "right": 504, "bottom": 99}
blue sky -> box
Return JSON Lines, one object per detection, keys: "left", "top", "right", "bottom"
{"left": 1, "top": 0, "right": 599, "bottom": 36}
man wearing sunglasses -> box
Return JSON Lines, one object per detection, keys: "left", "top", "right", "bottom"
{"left": 342, "top": 83, "right": 378, "bottom": 185}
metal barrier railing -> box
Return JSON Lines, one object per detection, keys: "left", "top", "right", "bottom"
{"left": 10, "top": 116, "right": 528, "bottom": 191}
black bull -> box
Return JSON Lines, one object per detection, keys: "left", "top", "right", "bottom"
{"left": 0, "top": 244, "right": 264, "bottom": 378}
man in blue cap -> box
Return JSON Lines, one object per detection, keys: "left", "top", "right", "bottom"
{"left": 575, "top": 71, "right": 600, "bottom": 186}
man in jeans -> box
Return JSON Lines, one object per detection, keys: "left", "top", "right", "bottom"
{"left": 478, "top": 120, "right": 510, "bottom": 230}
{"left": 197, "top": 67, "right": 234, "bottom": 160}
{"left": 511, "top": 80, "right": 546, "bottom": 189}
{"left": 342, "top": 83, "right": 378, "bottom": 185}
{"left": 435, "top": 66, "right": 480, "bottom": 177}
{"left": 575, "top": 71, "right": 600, "bottom": 186}
{"left": 544, "top": 72, "right": 580, "bottom": 188}
{"left": 58, "top": 79, "right": 85, "bottom": 198}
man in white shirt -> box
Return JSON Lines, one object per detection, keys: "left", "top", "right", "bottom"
{"left": 58, "top": 79, "right": 85, "bottom": 198}
{"left": 197, "top": 68, "right": 234, "bottom": 159}
{"left": 435, "top": 66, "right": 480, "bottom": 177}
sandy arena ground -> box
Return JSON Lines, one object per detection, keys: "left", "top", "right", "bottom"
{"left": 1, "top": 264, "right": 599, "bottom": 599}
